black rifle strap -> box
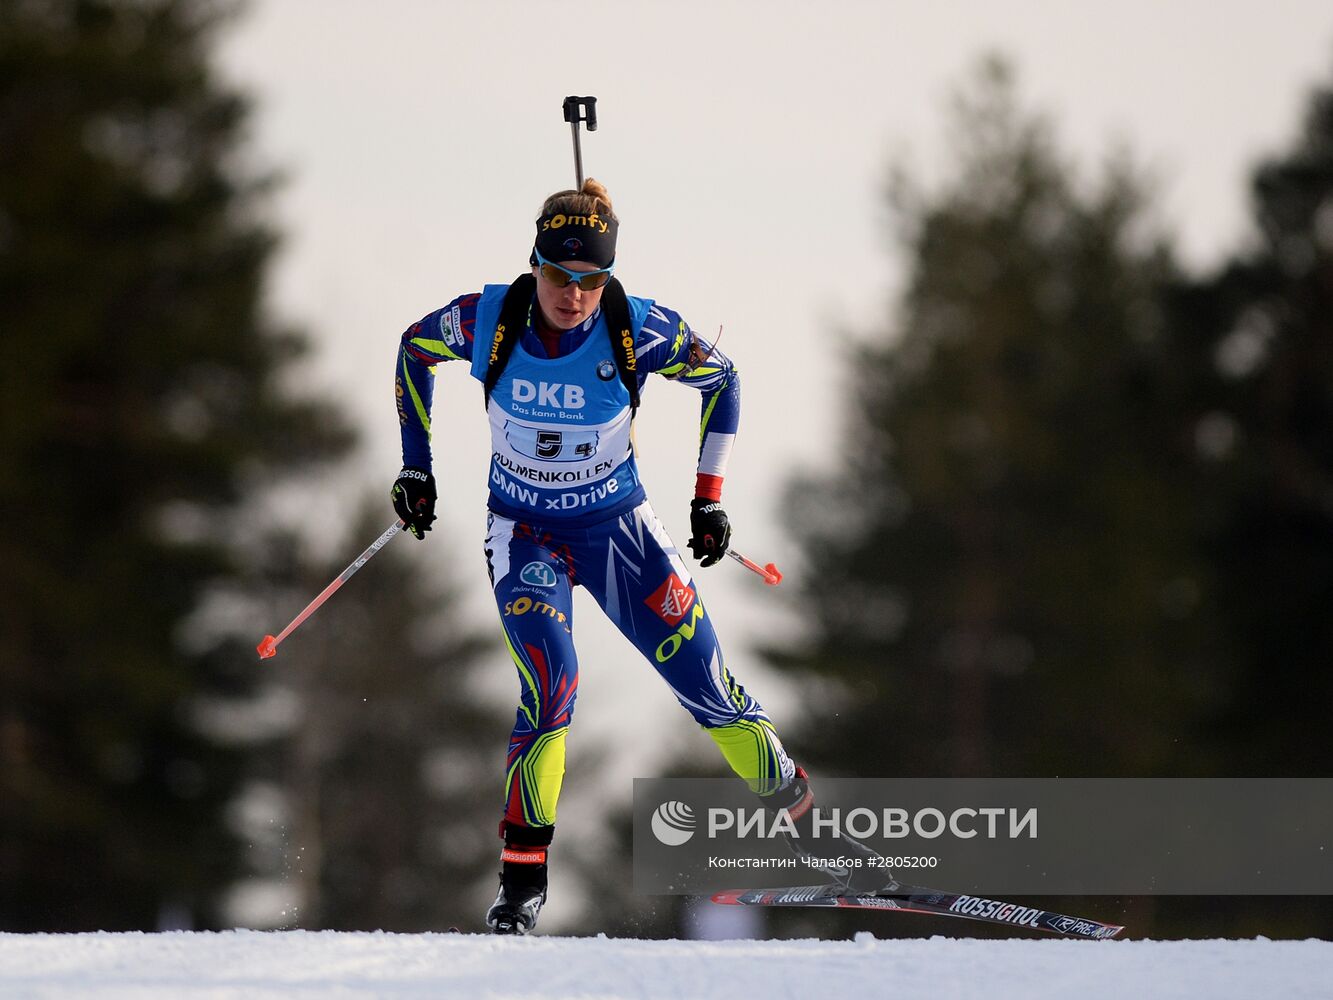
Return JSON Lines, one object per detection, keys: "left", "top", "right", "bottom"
{"left": 483, "top": 274, "right": 640, "bottom": 415}
{"left": 599, "top": 277, "right": 640, "bottom": 415}
{"left": 483, "top": 274, "right": 536, "bottom": 409}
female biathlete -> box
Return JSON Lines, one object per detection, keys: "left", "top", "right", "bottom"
{"left": 390, "top": 179, "right": 874, "bottom": 934}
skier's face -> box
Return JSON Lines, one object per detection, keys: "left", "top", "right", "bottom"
{"left": 534, "top": 259, "right": 605, "bottom": 330}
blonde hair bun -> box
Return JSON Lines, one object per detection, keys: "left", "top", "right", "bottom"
{"left": 581, "top": 178, "right": 612, "bottom": 210}
{"left": 540, "top": 179, "right": 616, "bottom": 222}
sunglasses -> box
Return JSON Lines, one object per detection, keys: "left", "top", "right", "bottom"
{"left": 533, "top": 248, "right": 615, "bottom": 291}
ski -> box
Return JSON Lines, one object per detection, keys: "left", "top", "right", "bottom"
{"left": 711, "top": 881, "right": 1124, "bottom": 939}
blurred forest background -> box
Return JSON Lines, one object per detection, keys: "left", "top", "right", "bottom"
{"left": 3, "top": 0, "right": 1331, "bottom": 938}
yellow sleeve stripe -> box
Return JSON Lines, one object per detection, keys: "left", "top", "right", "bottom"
{"left": 411, "top": 335, "right": 461, "bottom": 362}
{"left": 699, "top": 391, "right": 721, "bottom": 444}
{"left": 401, "top": 355, "right": 433, "bottom": 438}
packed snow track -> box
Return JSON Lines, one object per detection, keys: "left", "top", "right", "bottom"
{"left": 0, "top": 930, "right": 1327, "bottom": 999}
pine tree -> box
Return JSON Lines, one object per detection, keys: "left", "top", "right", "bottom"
{"left": 1134, "top": 70, "right": 1333, "bottom": 938}
{"left": 0, "top": 0, "right": 349, "bottom": 929}
{"left": 766, "top": 54, "right": 1333, "bottom": 939}
{"left": 771, "top": 57, "right": 1210, "bottom": 780}
{"left": 1170, "top": 68, "right": 1333, "bottom": 773}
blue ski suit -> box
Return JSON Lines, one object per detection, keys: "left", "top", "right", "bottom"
{"left": 396, "top": 283, "right": 795, "bottom": 832}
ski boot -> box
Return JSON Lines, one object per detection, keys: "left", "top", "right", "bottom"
{"left": 761, "top": 766, "right": 894, "bottom": 893}
{"left": 486, "top": 828, "right": 551, "bottom": 935}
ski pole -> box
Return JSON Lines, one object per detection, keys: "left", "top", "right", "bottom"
{"left": 256, "top": 518, "right": 405, "bottom": 659}
{"left": 727, "top": 548, "right": 782, "bottom": 586}
{"left": 562, "top": 95, "right": 598, "bottom": 188}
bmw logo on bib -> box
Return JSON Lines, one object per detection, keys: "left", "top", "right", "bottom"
{"left": 520, "top": 561, "right": 558, "bottom": 587}
{"left": 596, "top": 359, "right": 616, "bottom": 381}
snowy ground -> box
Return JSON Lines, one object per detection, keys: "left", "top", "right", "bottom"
{"left": 0, "top": 931, "right": 1328, "bottom": 1000}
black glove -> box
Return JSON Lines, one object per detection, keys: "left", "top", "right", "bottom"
{"left": 391, "top": 466, "right": 437, "bottom": 540}
{"left": 688, "top": 497, "right": 731, "bottom": 567}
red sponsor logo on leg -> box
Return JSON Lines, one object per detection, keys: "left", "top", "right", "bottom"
{"left": 645, "top": 574, "right": 696, "bottom": 626}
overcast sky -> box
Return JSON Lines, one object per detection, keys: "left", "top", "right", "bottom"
{"left": 216, "top": 0, "right": 1333, "bottom": 918}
